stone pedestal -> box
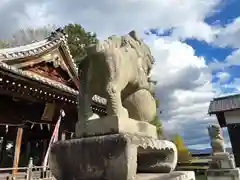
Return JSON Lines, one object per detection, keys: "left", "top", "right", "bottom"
{"left": 75, "top": 115, "right": 158, "bottom": 138}
{"left": 207, "top": 152, "right": 240, "bottom": 180}
{"left": 49, "top": 116, "right": 194, "bottom": 180}
{"left": 50, "top": 133, "right": 178, "bottom": 180}
{"left": 209, "top": 152, "right": 235, "bottom": 169}
{"left": 207, "top": 168, "right": 240, "bottom": 180}
{"left": 50, "top": 134, "right": 137, "bottom": 180}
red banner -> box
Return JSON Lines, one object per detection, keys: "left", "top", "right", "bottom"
{"left": 42, "top": 110, "right": 65, "bottom": 170}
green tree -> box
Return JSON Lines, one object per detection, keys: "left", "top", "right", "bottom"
{"left": 149, "top": 86, "right": 163, "bottom": 138}
{"left": 150, "top": 115, "right": 163, "bottom": 138}
{"left": 63, "top": 24, "right": 98, "bottom": 65}
{"left": 172, "top": 133, "right": 192, "bottom": 163}
{"left": 0, "top": 40, "right": 10, "bottom": 48}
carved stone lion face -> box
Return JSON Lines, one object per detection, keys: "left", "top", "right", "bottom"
{"left": 208, "top": 125, "right": 221, "bottom": 138}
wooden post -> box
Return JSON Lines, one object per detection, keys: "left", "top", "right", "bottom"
{"left": 12, "top": 128, "right": 23, "bottom": 174}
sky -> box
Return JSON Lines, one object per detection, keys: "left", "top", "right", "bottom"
{"left": 0, "top": 0, "right": 240, "bottom": 150}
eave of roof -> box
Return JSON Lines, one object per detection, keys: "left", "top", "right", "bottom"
{"left": 0, "top": 62, "right": 78, "bottom": 95}
{"left": 0, "top": 61, "right": 107, "bottom": 106}
{"left": 0, "top": 38, "right": 60, "bottom": 61}
{"left": 0, "top": 29, "right": 79, "bottom": 89}
{"left": 208, "top": 93, "right": 240, "bottom": 114}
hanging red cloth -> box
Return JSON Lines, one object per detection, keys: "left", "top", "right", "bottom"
{"left": 42, "top": 109, "right": 65, "bottom": 170}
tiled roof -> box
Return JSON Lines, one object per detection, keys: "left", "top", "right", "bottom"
{"left": 0, "top": 29, "right": 79, "bottom": 93}
{"left": 208, "top": 93, "right": 240, "bottom": 114}
{"left": 0, "top": 39, "right": 59, "bottom": 60}
{"left": 0, "top": 29, "right": 107, "bottom": 106}
{"left": 0, "top": 28, "right": 78, "bottom": 74}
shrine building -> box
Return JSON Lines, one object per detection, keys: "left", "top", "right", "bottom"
{"left": 208, "top": 93, "right": 240, "bottom": 167}
{"left": 0, "top": 29, "right": 106, "bottom": 169}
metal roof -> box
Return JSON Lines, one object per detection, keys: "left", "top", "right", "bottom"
{"left": 208, "top": 93, "right": 240, "bottom": 114}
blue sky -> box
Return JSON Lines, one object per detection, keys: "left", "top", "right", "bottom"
{"left": 180, "top": 0, "right": 240, "bottom": 148}
{"left": 189, "top": 0, "right": 240, "bottom": 95}
{"left": 0, "top": 0, "right": 240, "bottom": 150}
{"left": 142, "top": 0, "right": 240, "bottom": 149}
{"left": 186, "top": 0, "right": 240, "bottom": 148}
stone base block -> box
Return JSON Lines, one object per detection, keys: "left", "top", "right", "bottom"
{"left": 138, "top": 150, "right": 175, "bottom": 173}
{"left": 49, "top": 134, "right": 177, "bottom": 180}
{"left": 207, "top": 168, "right": 240, "bottom": 180}
{"left": 209, "top": 152, "right": 235, "bottom": 169}
{"left": 76, "top": 115, "right": 158, "bottom": 138}
{"left": 137, "top": 171, "right": 195, "bottom": 180}
{"left": 50, "top": 134, "right": 137, "bottom": 180}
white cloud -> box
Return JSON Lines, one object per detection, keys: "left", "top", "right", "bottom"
{"left": 216, "top": 71, "right": 230, "bottom": 83}
{"left": 171, "top": 21, "right": 219, "bottom": 43}
{"left": 144, "top": 35, "right": 218, "bottom": 146}
{"left": 208, "top": 48, "right": 240, "bottom": 71}
{"left": 225, "top": 48, "right": 240, "bottom": 66}
{"left": 214, "top": 17, "right": 240, "bottom": 48}
{"left": 225, "top": 78, "right": 240, "bottom": 91}
{"left": 0, "top": 0, "right": 221, "bottom": 41}
{"left": 207, "top": 16, "right": 240, "bottom": 75}
{"left": 0, "top": 0, "right": 233, "bottom": 149}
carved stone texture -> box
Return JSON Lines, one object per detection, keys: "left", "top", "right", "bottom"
{"left": 77, "top": 30, "right": 155, "bottom": 127}
{"left": 49, "top": 133, "right": 178, "bottom": 180}
{"left": 123, "top": 89, "right": 156, "bottom": 123}
{"left": 49, "top": 134, "right": 137, "bottom": 180}
{"left": 137, "top": 148, "right": 176, "bottom": 173}
{"left": 75, "top": 115, "right": 158, "bottom": 138}
{"left": 209, "top": 152, "right": 236, "bottom": 169}
{"left": 207, "top": 168, "right": 240, "bottom": 180}
{"left": 208, "top": 124, "right": 225, "bottom": 154}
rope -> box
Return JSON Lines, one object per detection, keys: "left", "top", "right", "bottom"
{"left": 0, "top": 120, "right": 75, "bottom": 135}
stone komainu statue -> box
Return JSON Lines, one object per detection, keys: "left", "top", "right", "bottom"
{"left": 49, "top": 31, "right": 179, "bottom": 180}
{"left": 208, "top": 124, "right": 225, "bottom": 154}
{"left": 77, "top": 31, "right": 156, "bottom": 124}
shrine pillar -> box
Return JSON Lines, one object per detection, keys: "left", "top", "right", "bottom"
{"left": 224, "top": 110, "right": 240, "bottom": 167}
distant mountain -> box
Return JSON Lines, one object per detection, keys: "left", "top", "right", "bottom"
{"left": 189, "top": 147, "right": 232, "bottom": 155}
{"left": 189, "top": 148, "right": 211, "bottom": 154}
